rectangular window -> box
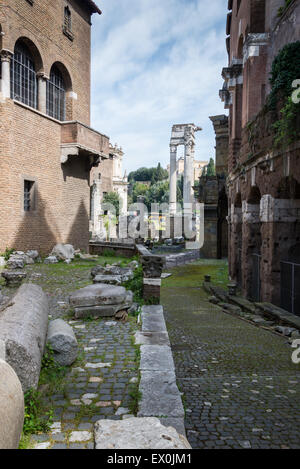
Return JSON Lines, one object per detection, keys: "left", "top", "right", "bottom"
{"left": 24, "top": 180, "right": 35, "bottom": 212}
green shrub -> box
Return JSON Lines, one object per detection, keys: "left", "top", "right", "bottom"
{"left": 1, "top": 248, "right": 15, "bottom": 261}
{"left": 268, "top": 41, "right": 300, "bottom": 148}
{"left": 123, "top": 264, "right": 144, "bottom": 305}
{"left": 269, "top": 41, "right": 300, "bottom": 109}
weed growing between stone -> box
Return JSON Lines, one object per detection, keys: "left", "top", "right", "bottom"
{"left": 128, "top": 345, "right": 142, "bottom": 415}
{"left": 123, "top": 264, "right": 143, "bottom": 306}
{"left": 23, "top": 388, "right": 53, "bottom": 435}
{"left": 20, "top": 346, "right": 67, "bottom": 445}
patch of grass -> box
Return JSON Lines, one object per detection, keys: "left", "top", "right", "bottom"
{"left": 23, "top": 388, "right": 53, "bottom": 435}
{"left": 18, "top": 433, "right": 35, "bottom": 450}
{"left": 162, "top": 260, "right": 229, "bottom": 289}
{"left": 39, "top": 345, "right": 68, "bottom": 393}
{"left": 73, "top": 403, "right": 98, "bottom": 425}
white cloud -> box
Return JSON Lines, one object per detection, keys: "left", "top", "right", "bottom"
{"left": 91, "top": 0, "right": 228, "bottom": 173}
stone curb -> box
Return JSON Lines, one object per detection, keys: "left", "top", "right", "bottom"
{"left": 164, "top": 250, "right": 200, "bottom": 268}
{"left": 205, "top": 282, "right": 300, "bottom": 332}
{"left": 136, "top": 305, "right": 186, "bottom": 438}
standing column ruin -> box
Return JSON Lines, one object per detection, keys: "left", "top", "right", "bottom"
{"left": 169, "top": 124, "right": 202, "bottom": 215}
{"left": 169, "top": 144, "right": 178, "bottom": 215}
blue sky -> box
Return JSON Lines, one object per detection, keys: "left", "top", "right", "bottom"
{"left": 91, "top": 0, "right": 228, "bottom": 174}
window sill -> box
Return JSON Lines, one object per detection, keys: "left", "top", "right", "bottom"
{"left": 63, "top": 26, "right": 74, "bottom": 41}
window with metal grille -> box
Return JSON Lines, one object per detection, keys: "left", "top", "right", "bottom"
{"left": 10, "top": 43, "right": 38, "bottom": 109}
{"left": 46, "top": 66, "right": 66, "bottom": 121}
{"left": 24, "top": 180, "right": 35, "bottom": 212}
{"left": 64, "top": 6, "right": 72, "bottom": 30}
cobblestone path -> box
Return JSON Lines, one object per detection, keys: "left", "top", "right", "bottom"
{"left": 33, "top": 318, "right": 139, "bottom": 449}
{"left": 161, "top": 261, "right": 300, "bottom": 449}
{"left": 1, "top": 259, "right": 139, "bottom": 450}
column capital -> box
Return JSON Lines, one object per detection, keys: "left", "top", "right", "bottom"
{"left": 170, "top": 144, "right": 178, "bottom": 152}
{"left": 0, "top": 49, "right": 13, "bottom": 62}
{"left": 36, "top": 72, "right": 48, "bottom": 81}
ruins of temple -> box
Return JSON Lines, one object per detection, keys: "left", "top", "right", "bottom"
{"left": 169, "top": 123, "right": 202, "bottom": 214}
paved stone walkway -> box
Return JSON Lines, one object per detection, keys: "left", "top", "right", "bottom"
{"left": 161, "top": 262, "right": 300, "bottom": 449}
{"left": 0, "top": 259, "right": 140, "bottom": 450}
{"left": 33, "top": 318, "right": 139, "bottom": 449}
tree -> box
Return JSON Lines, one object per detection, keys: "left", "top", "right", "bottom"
{"left": 102, "top": 192, "right": 121, "bottom": 217}
{"left": 128, "top": 164, "right": 168, "bottom": 184}
{"left": 131, "top": 183, "right": 149, "bottom": 205}
{"left": 206, "top": 158, "right": 216, "bottom": 176}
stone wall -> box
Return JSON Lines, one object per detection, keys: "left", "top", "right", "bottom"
{"left": 222, "top": 0, "right": 300, "bottom": 312}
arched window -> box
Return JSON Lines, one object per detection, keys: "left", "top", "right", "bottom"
{"left": 46, "top": 66, "right": 66, "bottom": 121}
{"left": 10, "top": 42, "right": 38, "bottom": 109}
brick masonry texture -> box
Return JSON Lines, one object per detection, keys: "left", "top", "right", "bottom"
{"left": 0, "top": 0, "right": 107, "bottom": 254}
{"left": 224, "top": 1, "right": 300, "bottom": 308}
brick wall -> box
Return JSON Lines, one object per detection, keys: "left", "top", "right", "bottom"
{"left": 2, "top": 0, "right": 92, "bottom": 124}
{"left": 0, "top": 100, "right": 91, "bottom": 254}
{"left": 0, "top": 0, "right": 102, "bottom": 254}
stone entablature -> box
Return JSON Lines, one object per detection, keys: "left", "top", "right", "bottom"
{"left": 243, "top": 33, "right": 270, "bottom": 64}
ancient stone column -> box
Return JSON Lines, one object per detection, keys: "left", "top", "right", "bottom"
{"left": 169, "top": 144, "right": 177, "bottom": 215}
{"left": 37, "top": 73, "right": 47, "bottom": 114}
{"left": 0, "top": 359, "right": 24, "bottom": 449}
{"left": 183, "top": 138, "right": 193, "bottom": 206}
{"left": 1, "top": 51, "right": 12, "bottom": 99}
{"left": 0, "top": 283, "right": 49, "bottom": 392}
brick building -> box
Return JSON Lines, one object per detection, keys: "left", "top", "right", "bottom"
{"left": 0, "top": 0, "right": 110, "bottom": 254}
{"left": 221, "top": 0, "right": 300, "bottom": 313}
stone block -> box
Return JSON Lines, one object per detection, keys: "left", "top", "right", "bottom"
{"left": 138, "top": 371, "right": 184, "bottom": 418}
{"left": 142, "top": 305, "right": 164, "bottom": 315}
{"left": 74, "top": 304, "right": 128, "bottom": 319}
{"left": 140, "top": 345, "right": 175, "bottom": 372}
{"left": 51, "top": 244, "right": 75, "bottom": 261}
{"left": 69, "top": 284, "right": 127, "bottom": 308}
{"left": 93, "top": 275, "right": 122, "bottom": 286}
{"left": 135, "top": 331, "right": 170, "bottom": 346}
{"left": 141, "top": 312, "right": 167, "bottom": 333}
{"left": 1, "top": 270, "right": 27, "bottom": 287}
{"left": 44, "top": 256, "right": 58, "bottom": 264}
{"left": 94, "top": 417, "right": 191, "bottom": 449}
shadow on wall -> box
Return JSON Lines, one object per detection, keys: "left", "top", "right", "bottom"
{"left": 11, "top": 191, "right": 61, "bottom": 256}
{"left": 66, "top": 199, "right": 90, "bottom": 253}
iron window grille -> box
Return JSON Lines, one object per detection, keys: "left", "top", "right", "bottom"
{"left": 10, "top": 43, "right": 38, "bottom": 109}
{"left": 24, "top": 180, "right": 35, "bottom": 212}
{"left": 64, "top": 7, "right": 72, "bottom": 31}
{"left": 46, "top": 66, "right": 66, "bottom": 121}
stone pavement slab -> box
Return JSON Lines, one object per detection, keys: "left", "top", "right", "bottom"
{"left": 138, "top": 370, "right": 184, "bottom": 418}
